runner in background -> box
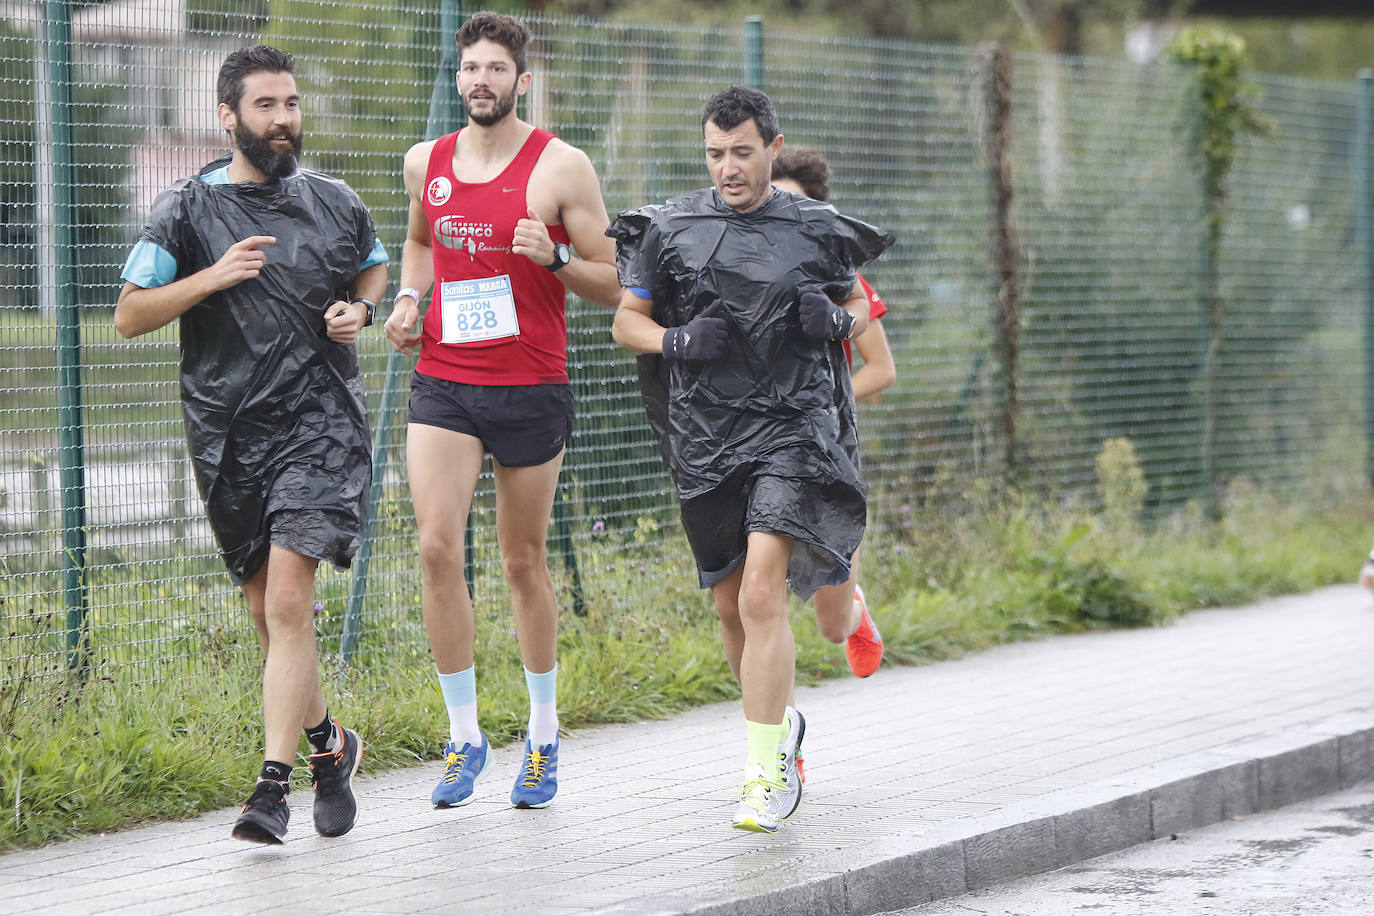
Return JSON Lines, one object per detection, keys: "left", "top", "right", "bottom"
{"left": 770, "top": 144, "right": 893, "bottom": 683}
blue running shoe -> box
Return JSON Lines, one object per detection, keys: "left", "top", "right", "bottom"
{"left": 510, "top": 737, "right": 558, "bottom": 809}
{"left": 431, "top": 735, "right": 491, "bottom": 808}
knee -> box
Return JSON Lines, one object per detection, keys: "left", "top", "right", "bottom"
{"left": 263, "top": 599, "right": 314, "bottom": 636}
{"left": 714, "top": 598, "right": 742, "bottom": 631}
{"left": 815, "top": 614, "right": 849, "bottom": 644}
{"left": 813, "top": 589, "right": 852, "bottom": 644}
{"left": 500, "top": 542, "right": 548, "bottom": 584}
{"left": 248, "top": 600, "right": 269, "bottom": 634}
{"left": 417, "top": 525, "right": 462, "bottom": 575}
{"left": 737, "top": 574, "right": 785, "bottom": 627}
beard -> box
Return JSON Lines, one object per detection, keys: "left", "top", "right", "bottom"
{"left": 464, "top": 87, "right": 517, "bottom": 127}
{"left": 234, "top": 121, "right": 303, "bottom": 179}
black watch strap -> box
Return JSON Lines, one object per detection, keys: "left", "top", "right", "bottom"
{"left": 547, "top": 242, "right": 571, "bottom": 273}
{"left": 352, "top": 297, "right": 377, "bottom": 328}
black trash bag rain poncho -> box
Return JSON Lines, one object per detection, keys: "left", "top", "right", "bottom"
{"left": 138, "top": 157, "right": 381, "bottom": 583}
{"left": 609, "top": 187, "right": 894, "bottom": 598}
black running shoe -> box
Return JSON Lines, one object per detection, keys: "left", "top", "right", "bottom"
{"left": 310, "top": 720, "right": 363, "bottom": 837}
{"left": 232, "top": 779, "right": 289, "bottom": 844}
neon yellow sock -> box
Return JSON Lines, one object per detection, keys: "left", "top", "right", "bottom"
{"left": 745, "top": 719, "right": 784, "bottom": 782}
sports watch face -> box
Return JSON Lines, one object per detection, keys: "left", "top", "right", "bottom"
{"left": 549, "top": 242, "right": 570, "bottom": 271}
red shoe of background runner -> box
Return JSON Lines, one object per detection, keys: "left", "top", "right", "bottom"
{"left": 845, "top": 584, "right": 884, "bottom": 678}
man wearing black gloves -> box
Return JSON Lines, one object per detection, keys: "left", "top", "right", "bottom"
{"left": 609, "top": 86, "right": 892, "bottom": 833}
{"left": 115, "top": 45, "right": 387, "bottom": 845}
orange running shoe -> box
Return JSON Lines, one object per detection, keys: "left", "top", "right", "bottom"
{"left": 844, "top": 584, "right": 884, "bottom": 678}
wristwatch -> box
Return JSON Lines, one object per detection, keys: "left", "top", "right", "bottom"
{"left": 394, "top": 287, "right": 421, "bottom": 305}
{"left": 351, "top": 297, "right": 377, "bottom": 327}
{"left": 546, "top": 242, "right": 571, "bottom": 272}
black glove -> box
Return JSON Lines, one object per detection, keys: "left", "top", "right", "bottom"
{"left": 798, "top": 287, "right": 856, "bottom": 341}
{"left": 662, "top": 312, "right": 729, "bottom": 361}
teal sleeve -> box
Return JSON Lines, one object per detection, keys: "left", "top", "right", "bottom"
{"left": 360, "top": 237, "right": 388, "bottom": 270}
{"left": 120, "top": 239, "right": 178, "bottom": 288}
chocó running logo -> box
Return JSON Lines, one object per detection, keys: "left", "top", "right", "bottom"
{"left": 433, "top": 215, "right": 496, "bottom": 251}
{"left": 426, "top": 176, "right": 452, "bottom": 206}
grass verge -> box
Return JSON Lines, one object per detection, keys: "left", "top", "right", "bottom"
{"left": 0, "top": 474, "right": 1369, "bottom": 850}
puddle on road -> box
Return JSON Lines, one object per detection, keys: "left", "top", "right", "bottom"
{"left": 1308, "top": 824, "right": 1366, "bottom": 837}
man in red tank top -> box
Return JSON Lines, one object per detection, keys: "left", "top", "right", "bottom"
{"left": 384, "top": 11, "right": 621, "bottom": 812}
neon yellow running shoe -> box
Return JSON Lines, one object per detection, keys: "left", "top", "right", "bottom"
{"left": 731, "top": 764, "right": 794, "bottom": 833}
{"left": 777, "top": 706, "right": 806, "bottom": 805}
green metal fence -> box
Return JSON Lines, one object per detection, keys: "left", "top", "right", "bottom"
{"left": 1, "top": 6, "right": 1367, "bottom": 685}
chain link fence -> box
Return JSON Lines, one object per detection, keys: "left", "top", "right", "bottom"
{"left": 1, "top": 4, "right": 1366, "bottom": 686}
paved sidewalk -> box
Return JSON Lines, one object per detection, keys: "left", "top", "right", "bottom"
{"left": 2, "top": 586, "right": 1372, "bottom": 915}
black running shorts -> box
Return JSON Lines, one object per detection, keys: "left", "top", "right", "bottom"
{"left": 407, "top": 371, "right": 574, "bottom": 467}
{"left": 678, "top": 466, "right": 860, "bottom": 599}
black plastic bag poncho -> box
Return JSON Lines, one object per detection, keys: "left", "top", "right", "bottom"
{"left": 137, "top": 158, "right": 381, "bottom": 583}
{"left": 608, "top": 187, "right": 894, "bottom": 598}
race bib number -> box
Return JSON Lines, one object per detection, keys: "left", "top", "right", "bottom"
{"left": 439, "top": 275, "right": 519, "bottom": 344}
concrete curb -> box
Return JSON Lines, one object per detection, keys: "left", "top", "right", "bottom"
{"left": 608, "top": 710, "right": 1374, "bottom": 915}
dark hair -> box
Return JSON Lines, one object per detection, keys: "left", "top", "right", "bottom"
{"left": 702, "top": 85, "right": 780, "bottom": 144}
{"left": 457, "top": 11, "right": 532, "bottom": 75}
{"left": 771, "top": 145, "right": 831, "bottom": 201}
{"left": 217, "top": 45, "right": 295, "bottom": 111}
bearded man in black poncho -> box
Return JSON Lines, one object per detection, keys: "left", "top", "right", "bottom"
{"left": 115, "top": 45, "right": 387, "bottom": 845}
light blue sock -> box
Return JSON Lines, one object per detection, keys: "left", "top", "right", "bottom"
{"left": 437, "top": 665, "right": 482, "bottom": 747}
{"left": 524, "top": 664, "right": 559, "bottom": 746}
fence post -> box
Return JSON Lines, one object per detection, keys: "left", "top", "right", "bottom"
{"left": 42, "top": 0, "right": 90, "bottom": 673}
{"left": 744, "top": 16, "right": 763, "bottom": 90}
{"left": 341, "top": 0, "right": 466, "bottom": 665}
{"left": 1197, "top": 96, "right": 1220, "bottom": 521}
{"left": 1358, "top": 70, "right": 1374, "bottom": 487}
{"left": 551, "top": 486, "right": 586, "bottom": 616}
{"left": 980, "top": 43, "right": 1021, "bottom": 485}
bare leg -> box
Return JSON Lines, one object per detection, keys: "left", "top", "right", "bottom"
{"left": 241, "top": 563, "right": 271, "bottom": 654}
{"left": 407, "top": 423, "right": 486, "bottom": 674}
{"left": 811, "top": 548, "right": 863, "bottom": 644}
{"left": 811, "top": 580, "right": 859, "bottom": 643}
{"left": 493, "top": 449, "right": 565, "bottom": 673}
{"left": 710, "top": 564, "right": 746, "bottom": 685}
{"left": 255, "top": 546, "right": 326, "bottom": 764}
{"left": 735, "top": 532, "right": 796, "bottom": 725}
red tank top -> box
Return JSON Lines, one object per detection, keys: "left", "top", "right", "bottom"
{"left": 416, "top": 128, "right": 573, "bottom": 386}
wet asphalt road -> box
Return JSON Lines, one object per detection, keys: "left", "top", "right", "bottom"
{"left": 897, "top": 782, "right": 1374, "bottom": 915}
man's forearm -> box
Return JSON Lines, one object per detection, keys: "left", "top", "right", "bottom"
{"left": 114, "top": 273, "right": 218, "bottom": 339}
{"left": 352, "top": 263, "right": 388, "bottom": 303}
{"left": 557, "top": 258, "right": 621, "bottom": 309}
{"left": 611, "top": 302, "right": 667, "bottom": 354}
{"left": 395, "top": 238, "right": 436, "bottom": 305}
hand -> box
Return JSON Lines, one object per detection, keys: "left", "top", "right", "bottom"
{"left": 324, "top": 300, "right": 366, "bottom": 345}
{"left": 513, "top": 206, "right": 556, "bottom": 266}
{"left": 207, "top": 235, "right": 275, "bottom": 292}
{"left": 662, "top": 309, "right": 728, "bottom": 361}
{"left": 385, "top": 296, "right": 423, "bottom": 355}
{"left": 798, "top": 286, "right": 856, "bottom": 341}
